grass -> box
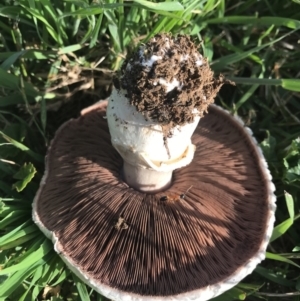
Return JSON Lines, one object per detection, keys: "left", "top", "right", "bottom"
{"left": 0, "top": 0, "right": 300, "bottom": 300}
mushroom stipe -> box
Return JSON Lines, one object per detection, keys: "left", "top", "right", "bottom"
{"left": 33, "top": 101, "right": 276, "bottom": 301}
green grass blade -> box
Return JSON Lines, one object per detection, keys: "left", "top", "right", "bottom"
{"left": 40, "top": 97, "right": 47, "bottom": 132}
{"left": 270, "top": 219, "right": 293, "bottom": 242}
{"left": 227, "top": 77, "right": 300, "bottom": 92}
{"left": 90, "top": 14, "right": 103, "bottom": 48}
{"left": 0, "top": 239, "right": 53, "bottom": 275}
{"left": 211, "top": 287, "right": 247, "bottom": 300}
{"left": 0, "top": 50, "right": 56, "bottom": 60}
{"left": 18, "top": 265, "right": 44, "bottom": 301}
{"left": 227, "top": 77, "right": 282, "bottom": 86}
{"left": 57, "top": 44, "right": 86, "bottom": 54}
{"left": 0, "top": 221, "right": 38, "bottom": 247}
{"left": 206, "top": 16, "right": 300, "bottom": 30}
{"left": 234, "top": 84, "right": 259, "bottom": 111}
{"left": 46, "top": 257, "right": 66, "bottom": 284}
{"left": 284, "top": 191, "right": 295, "bottom": 219}
{"left": 0, "top": 180, "right": 20, "bottom": 197}
{"left": 281, "top": 79, "right": 300, "bottom": 92}
{"left": 39, "top": 0, "right": 68, "bottom": 41}
{"left": 0, "top": 68, "right": 40, "bottom": 99}
{"left": 0, "top": 131, "right": 44, "bottom": 162}
{"left": 0, "top": 232, "right": 38, "bottom": 251}
{"left": 0, "top": 50, "right": 28, "bottom": 70}
{"left": 133, "top": 0, "right": 184, "bottom": 11}
{"left": 50, "top": 269, "right": 69, "bottom": 286}
{"left": 0, "top": 252, "right": 53, "bottom": 299}
{"left": 255, "top": 266, "right": 294, "bottom": 286}
{"left": 0, "top": 93, "right": 29, "bottom": 107}
{"left": 0, "top": 210, "right": 29, "bottom": 230}
{"left": 73, "top": 274, "right": 91, "bottom": 301}
{"left": 19, "top": 6, "right": 62, "bottom": 45}
{"left": 266, "top": 252, "right": 300, "bottom": 268}
{"left": 270, "top": 192, "right": 295, "bottom": 242}
{"left": 234, "top": 71, "right": 263, "bottom": 111}
{"left": 211, "top": 30, "right": 297, "bottom": 70}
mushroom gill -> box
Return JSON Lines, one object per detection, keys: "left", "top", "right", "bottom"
{"left": 34, "top": 101, "right": 274, "bottom": 298}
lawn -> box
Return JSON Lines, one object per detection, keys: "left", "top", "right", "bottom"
{"left": 0, "top": 0, "right": 300, "bottom": 300}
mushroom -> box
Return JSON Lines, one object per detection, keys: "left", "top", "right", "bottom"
{"left": 33, "top": 34, "right": 276, "bottom": 301}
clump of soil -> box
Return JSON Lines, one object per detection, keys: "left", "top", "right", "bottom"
{"left": 116, "top": 33, "right": 232, "bottom": 129}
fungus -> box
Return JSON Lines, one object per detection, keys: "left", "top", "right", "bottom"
{"left": 33, "top": 34, "right": 276, "bottom": 301}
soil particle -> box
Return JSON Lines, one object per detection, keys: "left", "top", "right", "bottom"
{"left": 117, "top": 33, "right": 233, "bottom": 131}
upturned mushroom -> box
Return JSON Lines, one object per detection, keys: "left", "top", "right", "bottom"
{"left": 33, "top": 34, "right": 276, "bottom": 301}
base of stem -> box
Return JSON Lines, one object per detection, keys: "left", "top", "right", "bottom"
{"left": 123, "top": 162, "right": 172, "bottom": 193}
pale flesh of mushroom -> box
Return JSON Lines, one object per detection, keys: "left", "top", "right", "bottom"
{"left": 107, "top": 34, "right": 228, "bottom": 192}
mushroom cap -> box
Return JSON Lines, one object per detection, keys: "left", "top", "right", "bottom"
{"left": 33, "top": 101, "right": 276, "bottom": 301}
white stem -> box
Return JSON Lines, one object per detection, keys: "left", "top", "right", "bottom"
{"left": 123, "top": 162, "right": 172, "bottom": 192}
{"left": 107, "top": 88, "right": 200, "bottom": 192}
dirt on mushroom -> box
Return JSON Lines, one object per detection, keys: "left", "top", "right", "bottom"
{"left": 117, "top": 33, "right": 232, "bottom": 135}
